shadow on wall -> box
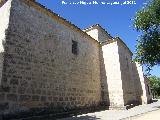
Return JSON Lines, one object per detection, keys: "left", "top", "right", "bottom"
{"left": 132, "top": 62, "right": 143, "bottom": 105}
{"left": 117, "top": 43, "right": 143, "bottom": 107}
{"left": 144, "top": 76, "right": 152, "bottom": 103}
{"left": 99, "top": 48, "right": 110, "bottom": 109}
{"left": 122, "top": 61, "right": 143, "bottom": 107}
{"left": 0, "top": 51, "right": 8, "bottom": 89}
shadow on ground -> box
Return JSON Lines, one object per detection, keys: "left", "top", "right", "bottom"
{"left": 57, "top": 115, "right": 101, "bottom": 120}
{"left": 152, "top": 99, "right": 158, "bottom": 103}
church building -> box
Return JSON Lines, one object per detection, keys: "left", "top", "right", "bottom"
{"left": 0, "top": 0, "right": 152, "bottom": 118}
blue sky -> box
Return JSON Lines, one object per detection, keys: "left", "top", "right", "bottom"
{"left": 36, "top": 0, "right": 159, "bottom": 77}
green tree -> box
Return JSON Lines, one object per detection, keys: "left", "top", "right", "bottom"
{"left": 134, "top": 0, "right": 160, "bottom": 71}
{"left": 148, "top": 76, "right": 160, "bottom": 98}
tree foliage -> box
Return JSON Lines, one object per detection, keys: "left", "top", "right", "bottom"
{"left": 148, "top": 76, "right": 160, "bottom": 97}
{"left": 134, "top": 0, "right": 160, "bottom": 70}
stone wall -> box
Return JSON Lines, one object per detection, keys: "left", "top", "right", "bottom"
{"left": 117, "top": 38, "right": 137, "bottom": 105}
{"left": 101, "top": 38, "right": 144, "bottom": 108}
{"left": 84, "top": 25, "right": 112, "bottom": 43}
{"left": 0, "top": 0, "right": 12, "bottom": 113}
{"left": 98, "top": 26, "right": 112, "bottom": 43}
{"left": 132, "top": 62, "right": 143, "bottom": 104}
{"left": 101, "top": 41, "right": 124, "bottom": 108}
{"left": 132, "top": 62, "right": 152, "bottom": 104}
{"left": 85, "top": 29, "right": 99, "bottom": 42}
{"left": 85, "top": 25, "right": 112, "bottom": 107}
{"left": 144, "top": 76, "right": 152, "bottom": 103}
{"left": 134, "top": 63, "right": 148, "bottom": 104}
{"left": 0, "top": 0, "right": 12, "bottom": 85}
{"left": 0, "top": 0, "right": 152, "bottom": 117}
{"left": 0, "top": 0, "right": 102, "bottom": 115}
{"left": 99, "top": 46, "right": 110, "bottom": 106}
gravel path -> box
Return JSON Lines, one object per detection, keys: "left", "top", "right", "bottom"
{"left": 58, "top": 100, "right": 160, "bottom": 120}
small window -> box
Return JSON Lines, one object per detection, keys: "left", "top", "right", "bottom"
{"left": 126, "top": 57, "right": 129, "bottom": 68}
{"left": 72, "top": 40, "right": 78, "bottom": 55}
